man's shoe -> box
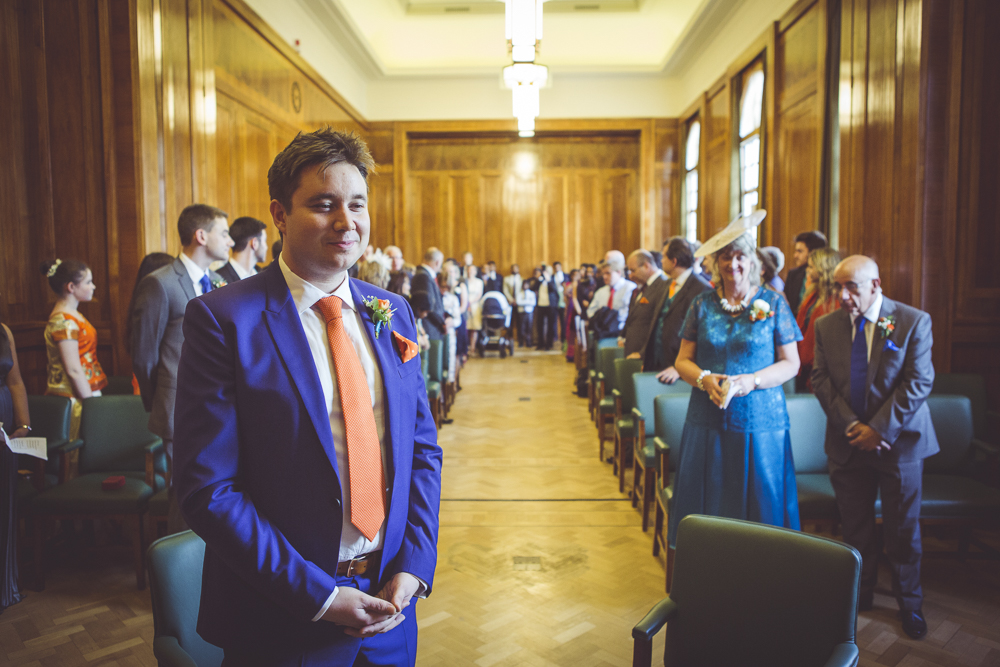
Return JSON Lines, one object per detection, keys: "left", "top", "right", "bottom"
{"left": 900, "top": 609, "right": 927, "bottom": 640}
{"left": 441, "top": 418, "right": 454, "bottom": 425}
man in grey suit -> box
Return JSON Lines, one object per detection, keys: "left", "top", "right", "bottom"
{"left": 130, "top": 203, "right": 232, "bottom": 530}
{"left": 812, "top": 255, "right": 937, "bottom": 640}
{"left": 216, "top": 216, "right": 267, "bottom": 284}
{"left": 623, "top": 250, "right": 669, "bottom": 359}
{"left": 410, "top": 247, "right": 450, "bottom": 341}
{"left": 647, "top": 238, "right": 713, "bottom": 381}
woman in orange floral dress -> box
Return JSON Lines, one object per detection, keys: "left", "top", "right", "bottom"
{"left": 42, "top": 259, "right": 108, "bottom": 440}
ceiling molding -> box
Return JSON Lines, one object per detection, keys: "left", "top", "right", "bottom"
{"left": 297, "top": 0, "right": 388, "bottom": 77}
{"left": 658, "top": 0, "right": 744, "bottom": 74}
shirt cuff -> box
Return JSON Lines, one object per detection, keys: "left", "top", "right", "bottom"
{"left": 412, "top": 575, "right": 429, "bottom": 599}
{"left": 845, "top": 420, "right": 859, "bottom": 436}
{"left": 311, "top": 587, "right": 339, "bottom": 622}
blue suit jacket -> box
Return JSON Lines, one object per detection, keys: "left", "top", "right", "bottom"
{"left": 173, "top": 266, "right": 442, "bottom": 651}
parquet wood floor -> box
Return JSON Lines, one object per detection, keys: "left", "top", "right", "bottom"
{"left": 3, "top": 349, "right": 999, "bottom": 666}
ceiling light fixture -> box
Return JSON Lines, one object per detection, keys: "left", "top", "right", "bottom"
{"left": 503, "top": 0, "right": 547, "bottom": 137}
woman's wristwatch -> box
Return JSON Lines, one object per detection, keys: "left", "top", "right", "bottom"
{"left": 696, "top": 370, "right": 711, "bottom": 391}
{"left": 753, "top": 375, "right": 761, "bottom": 390}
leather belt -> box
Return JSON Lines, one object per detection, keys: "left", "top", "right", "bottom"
{"left": 337, "top": 552, "right": 380, "bottom": 577}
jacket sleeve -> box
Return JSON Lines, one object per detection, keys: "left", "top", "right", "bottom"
{"left": 411, "top": 272, "right": 446, "bottom": 330}
{"left": 811, "top": 318, "right": 857, "bottom": 434}
{"left": 130, "top": 276, "right": 169, "bottom": 413}
{"left": 174, "top": 298, "right": 338, "bottom": 621}
{"left": 868, "top": 311, "right": 935, "bottom": 443}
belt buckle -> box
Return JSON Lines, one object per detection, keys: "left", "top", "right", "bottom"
{"left": 345, "top": 556, "right": 364, "bottom": 577}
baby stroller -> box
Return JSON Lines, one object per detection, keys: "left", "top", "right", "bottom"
{"left": 476, "top": 291, "right": 515, "bottom": 358}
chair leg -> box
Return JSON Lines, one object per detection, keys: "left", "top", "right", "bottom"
{"left": 652, "top": 502, "right": 664, "bottom": 557}
{"left": 641, "top": 467, "right": 655, "bottom": 532}
{"left": 612, "top": 431, "right": 620, "bottom": 477}
{"left": 632, "top": 460, "right": 641, "bottom": 506}
{"left": 34, "top": 516, "right": 47, "bottom": 591}
{"left": 130, "top": 514, "right": 146, "bottom": 590}
{"left": 431, "top": 397, "right": 441, "bottom": 429}
{"left": 618, "top": 437, "right": 632, "bottom": 494}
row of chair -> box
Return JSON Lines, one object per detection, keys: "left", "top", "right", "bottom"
{"left": 421, "top": 337, "right": 461, "bottom": 429}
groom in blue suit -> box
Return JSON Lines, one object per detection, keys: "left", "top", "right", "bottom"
{"left": 174, "top": 129, "right": 442, "bottom": 666}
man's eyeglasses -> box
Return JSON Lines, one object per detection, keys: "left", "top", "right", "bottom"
{"left": 833, "top": 280, "right": 872, "bottom": 296}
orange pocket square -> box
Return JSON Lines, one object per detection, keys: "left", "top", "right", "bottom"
{"left": 393, "top": 332, "right": 420, "bottom": 364}
{"left": 638, "top": 296, "right": 649, "bottom": 304}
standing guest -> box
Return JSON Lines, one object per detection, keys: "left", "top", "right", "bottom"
{"left": 439, "top": 268, "right": 461, "bottom": 384}
{"left": 448, "top": 261, "right": 471, "bottom": 365}
{"left": 357, "top": 259, "right": 390, "bottom": 290}
{"left": 669, "top": 211, "right": 802, "bottom": 553}
{"left": 564, "top": 269, "right": 581, "bottom": 362}
{"left": 465, "top": 264, "right": 485, "bottom": 353}
{"left": 533, "top": 265, "right": 559, "bottom": 351}
{"left": 503, "top": 265, "right": 523, "bottom": 345}
{"left": 217, "top": 216, "right": 268, "bottom": 284}
{"left": 650, "top": 251, "right": 663, "bottom": 270}
{"left": 649, "top": 238, "right": 713, "bottom": 381}
{"left": 411, "top": 248, "right": 450, "bottom": 341}
{"left": 482, "top": 262, "right": 503, "bottom": 294}
{"left": 462, "top": 252, "right": 475, "bottom": 280}
{"left": 785, "top": 230, "right": 828, "bottom": 316}
{"left": 387, "top": 270, "right": 412, "bottom": 298}
{"left": 812, "top": 255, "right": 936, "bottom": 640}
{"left": 131, "top": 204, "right": 232, "bottom": 532}
{"left": 796, "top": 247, "right": 841, "bottom": 391}
{"left": 586, "top": 257, "right": 636, "bottom": 338}
{"left": 622, "top": 250, "right": 669, "bottom": 361}
{"left": 0, "top": 314, "right": 31, "bottom": 614}
{"left": 759, "top": 246, "right": 786, "bottom": 293}
{"left": 127, "top": 252, "right": 175, "bottom": 394}
{"left": 577, "top": 265, "right": 597, "bottom": 320}
{"left": 42, "top": 259, "right": 108, "bottom": 440}
{"left": 174, "top": 129, "right": 441, "bottom": 664}
{"left": 552, "top": 262, "right": 566, "bottom": 343}
{"left": 384, "top": 245, "right": 405, "bottom": 273}
{"left": 517, "top": 270, "right": 538, "bottom": 348}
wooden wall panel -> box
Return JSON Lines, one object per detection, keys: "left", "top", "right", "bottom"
{"left": 653, "top": 119, "right": 680, "bottom": 245}
{"left": 703, "top": 85, "right": 732, "bottom": 238}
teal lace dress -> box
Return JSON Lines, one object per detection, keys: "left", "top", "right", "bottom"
{"left": 667, "top": 287, "right": 803, "bottom": 547}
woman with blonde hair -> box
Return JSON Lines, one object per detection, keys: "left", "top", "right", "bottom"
{"left": 796, "top": 247, "right": 842, "bottom": 391}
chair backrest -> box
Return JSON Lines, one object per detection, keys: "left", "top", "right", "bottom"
{"left": 596, "top": 347, "right": 624, "bottom": 392}
{"left": 77, "top": 395, "right": 159, "bottom": 475}
{"left": 924, "top": 395, "right": 974, "bottom": 474}
{"left": 632, "top": 374, "right": 691, "bottom": 429}
{"left": 653, "top": 394, "right": 691, "bottom": 469}
{"left": 786, "top": 395, "right": 830, "bottom": 474}
{"left": 666, "top": 515, "right": 860, "bottom": 667}
{"left": 782, "top": 378, "right": 797, "bottom": 395}
{"left": 426, "top": 339, "right": 444, "bottom": 383}
{"left": 586, "top": 332, "right": 597, "bottom": 369}
{"left": 27, "top": 395, "right": 73, "bottom": 445}
{"left": 932, "top": 373, "right": 986, "bottom": 439}
{"left": 614, "top": 358, "right": 644, "bottom": 412}
{"left": 147, "top": 531, "right": 224, "bottom": 667}
{"left": 103, "top": 375, "right": 136, "bottom": 396}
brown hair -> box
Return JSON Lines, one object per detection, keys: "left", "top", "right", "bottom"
{"left": 663, "top": 236, "right": 695, "bottom": 269}
{"left": 40, "top": 259, "right": 90, "bottom": 295}
{"left": 178, "top": 204, "right": 228, "bottom": 246}
{"left": 229, "top": 217, "right": 267, "bottom": 251}
{"left": 268, "top": 128, "right": 375, "bottom": 211}
{"left": 807, "top": 247, "right": 842, "bottom": 304}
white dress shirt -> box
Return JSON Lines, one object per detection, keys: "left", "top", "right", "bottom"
{"left": 587, "top": 278, "right": 638, "bottom": 328}
{"left": 278, "top": 257, "right": 392, "bottom": 621}
{"left": 229, "top": 258, "right": 256, "bottom": 280}
{"left": 178, "top": 252, "right": 210, "bottom": 296}
{"left": 850, "top": 291, "right": 884, "bottom": 362}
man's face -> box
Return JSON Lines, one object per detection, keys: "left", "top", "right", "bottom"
{"left": 834, "top": 265, "right": 881, "bottom": 317}
{"left": 661, "top": 247, "right": 677, "bottom": 273}
{"left": 464, "top": 252, "right": 473, "bottom": 266}
{"left": 602, "top": 268, "right": 617, "bottom": 286}
{"left": 553, "top": 263, "right": 562, "bottom": 274}
{"left": 511, "top": 264, "right": 519, "bottom": 275}
{"left": 585, "top": 266, "right": 594, "bottom": 279}
{"left": 386, "top": 247, "right": 404, "bottom": 271}
{"left": 271, "top": 162, "right": 369, "bottom": 279}
{"left": 627, "top": 258, "right": 652, "bottom": 284}
{"left": 793, "top": 242, "right": 810, "bottom": 268}
{"left": 203, "top": 217, "right": 234, "bottom": 262}
{"left": 253, "top": 231, "right": 269, "bottom": 264}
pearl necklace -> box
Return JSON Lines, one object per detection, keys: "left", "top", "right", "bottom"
{"left": 718, "top": 290, "right": 753, "bottom": 313}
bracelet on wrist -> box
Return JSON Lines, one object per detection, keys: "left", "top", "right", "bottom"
{"left": 696, "top": 370, "right": 711, "bottom": 391}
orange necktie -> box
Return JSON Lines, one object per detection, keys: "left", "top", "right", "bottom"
{"left": 314, "top": 296, "right": 385, "bottom": 541}
{"left": 668, "top": 280, "right": 679, "bottom": 299}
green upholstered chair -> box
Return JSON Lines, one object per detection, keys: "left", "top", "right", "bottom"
{"left": 651, "top": 394, "right": 691, "bottom": 591}
{"left": 103, "top": 375, "right": 137, "bottom": 395}
{"left": 632, "top": 378, "right": 691, "bottom": 532}
{"left": 633, "top": 515, "right": 861, "bottom": 667}
{"left": 932, "top": 373, "right": 999, "bottom": 450}
{"left": 32, "top": 395, "right": 165, "bottom": 590}
{"left": 782, "top": 378, "right": 797, "bottom": 395}
{"left": 148, "top": 530, "right": 224, "bottom": 667}
{"left": 594, "top": 346, "right": 624, "bottom": 461}
{"left": 17, "top": 395, "right": 81, "bottom": 511}
{"left": 423, "top": 339, "right": 444, "bottom": 429}
{"left": 786, "top": 395, "right": 840, "bottom": 532}
{"left": 611, "top": 358, "right": 643, "bottom": 489}
{"left": 588, "top": 336, "right": 620, "bottom": 419}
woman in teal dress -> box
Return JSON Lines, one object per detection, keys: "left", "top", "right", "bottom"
{"left": 668, "top": 211, "right": 803, "bottom": 547}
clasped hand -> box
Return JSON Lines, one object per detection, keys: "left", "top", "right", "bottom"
{"left": 847, "top": 423, "right": 891, "bottom": 452}
{"left": 702, "top": 373, "right": 755, "bottom": 407}
{"left": 321, "top": 572, "right": 421, "bottom": 638}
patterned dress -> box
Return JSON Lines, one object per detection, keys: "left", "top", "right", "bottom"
{"left": 667, "top": 287, "right": 803, "bottom": 546}
{"left": 44, "top": 311, "right": 108, "bottom": 440}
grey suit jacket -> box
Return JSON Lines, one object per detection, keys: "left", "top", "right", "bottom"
{"left": 646, "top": 271, "right": 714, "bottom": 372}
{"left": 623, "top": 274, "right": 670, "bottom": 357}
{"left": 811, "top": 296, "right": 939, "bottom": 465}
{"left": 411, "top": 266, "right": 446, "bottom": 340}
{"left": 130, "top": 257, "right": 222, "bottom": 440}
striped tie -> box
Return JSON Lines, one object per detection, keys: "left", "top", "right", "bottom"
{"left": 314, "top": 295, "right": 385, "bottom": 541}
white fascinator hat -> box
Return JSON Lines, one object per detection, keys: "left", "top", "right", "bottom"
{"left": 694, "top": 209, "right": 767, "bottom": 258}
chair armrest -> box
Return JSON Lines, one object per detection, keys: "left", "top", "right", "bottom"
{"left": 612, "top": 389, "right": 622, "bottom": 418}
{"left": 55, "top": 438, "right": 84, "bottom": 453}
{"left": 632, "top": 597, "right": 678, "bottom": 641}
{"left": 654, "top": 437, "right": 671, "bottom": 479}
{"left": 823, "top": 641, "right": 859, "bottom": 667}
{"left": 50, "top": 439, "right": 83, "bottom": 484}
{"left": 152, "top": 636, "right": 199, "bottom": 667}
{"left": 632, "top": 408, "right": 646, "bottom": 442}
{"left": 144, "top": 438, "right": 165, "bottom": 489}
{"left": 144, "top": 438, "right": 164, "bottom": 454}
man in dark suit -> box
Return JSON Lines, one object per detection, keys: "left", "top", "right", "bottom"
{"left": 531, "top": 264, "right": 560, "bottom": 350}
{"left": 130, "top": 203, "right": 232, "bottom": 531}
{"left": 482, "top": 261, "right": 503, "bottom": 293}
{"left": 410, "top": 247, "right": 450, "bottom": 340}
{"left": 217, "top": 216, "right": 268, "bottom": 284}
{"left": 647, "top": 238, "right": 713, "bottom": 381}
{"left": 812, "top": 255, "right": 937, "bottom": 640}
{"left": 622, "top": 250, "right": 669, "bottom": 360}
{"left": 174, "top": 129, "right": 441, "bottom": 666}
{"left": 785, "top": 230, "right": 827, "bottom": 316}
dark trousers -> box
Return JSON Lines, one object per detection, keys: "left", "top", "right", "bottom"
{"left": 535, "top": 306, "right": 557, "bottom": 350}
{"left": 829, "top": 453, "right": 924, "bottom": 611}
{"left": 519, "top": 311, "right": 534, "bottom": 347}
{"left": 557, "top": 307, "right": 566, "bottom": 342}
{"left": 511, "top": 308, "right": 521, "bottom": 346}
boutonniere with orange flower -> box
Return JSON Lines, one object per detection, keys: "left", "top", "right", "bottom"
{"left": 748, "top": 299, "right": 775, "bottom": 323}
{"left": 211, "top": 277, "right": 228, "bottom": 290}
{"left": 877, "top": 316, "right": 895, "bottom": 339}
{"left": 363, "top": 295, "right": 395, "bottom": 339}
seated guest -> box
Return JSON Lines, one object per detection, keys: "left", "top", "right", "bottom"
{"left": 670, "top": 211, "right": 802, "bottom": 554}
{"left": 217, "top": 216, "right": 267, "bottom": 284}
{"left": 812, "top": 255, "right": 937, "bottom": 640}
{"left": 622, "top": 250, "right": 668, "bottom": 360}
{"left": 759, "top": 246, "right": 785, "bottom": 293}
{"left": 41, "top": 259, "right": 108, "bottom": 440}
{"left": 650, "top": 238, "right": 713, "bottom": 382}
{"left": 785, "top": 230, "right": 828, "bottom": 316}
{"left": 796, "top": 247, "right": 841, "bottom": 391}
{"left": 586, "top": 256, "right": 636, "bottom": 338}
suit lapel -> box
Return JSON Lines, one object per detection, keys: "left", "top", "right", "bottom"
{"left": 173, "top": 258, "right": 196, "bottom": 301}
{"left": 261, "top": 268, "right": 341, "bottom": 478}
{"left": 866, "top": 298, "right": 893, "bottom": 396}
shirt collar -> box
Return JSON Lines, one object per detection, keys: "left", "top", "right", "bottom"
{"left": 229, "top": 258, "right": 255, "bottom": 280}
{"left": 852, "top": 291, "right": 883, "bottom": 326}
{"left": 178, "top": 252, "right": 209, "bottom": 284}
{"left": 646, "top": 269, "right": 663, "bottom": 286}
{"left": 279, "top": 254, "right": 356, "bottom": 315}
{"left": 672, "top": 267, "right": 693, "bottom": 288}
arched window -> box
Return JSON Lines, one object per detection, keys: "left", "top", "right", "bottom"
{"left": 738, "top": 62, "right": 765, "bottom": 219}
{"left": 683, "top": 119, "right": 701, "bottom": 243}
